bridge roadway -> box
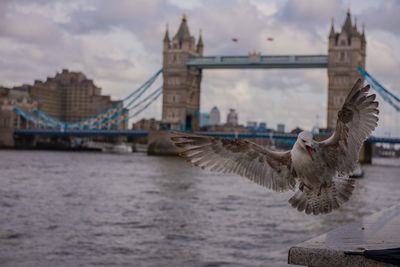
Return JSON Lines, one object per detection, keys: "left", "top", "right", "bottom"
{"left": 14, "top": 129, "right": 400, "bottom": 144}
{"left": 186, "top": 55, "right": 328, "bottom": 69}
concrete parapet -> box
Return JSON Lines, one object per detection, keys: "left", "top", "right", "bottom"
{"left": 288, "top": 205, "right": 400, "bottom": 266}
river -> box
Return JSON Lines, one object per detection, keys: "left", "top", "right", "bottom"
{"left": 0, "top": 150, "right": 399, "bottom": 267}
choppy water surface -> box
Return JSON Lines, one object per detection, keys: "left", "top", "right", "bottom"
{"left": 0, "top": 151, "right": 400, "bottom": 267}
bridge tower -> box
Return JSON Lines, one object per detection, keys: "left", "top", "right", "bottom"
{"left": 162, "top": 15, "right": 203, "bottom": 131}
{"left": 327, "top": 10, "right": 366, "bottom": 129}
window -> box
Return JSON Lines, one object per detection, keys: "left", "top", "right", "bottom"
{"left": 333, "top": 94, "right": 346, "bottom": 106}
{"left": 335, "top": 76, "right": 347, "bottom": 85}
{"left": 167, "top": 77, "right": 180, "bottom": 86}
{"left": 333, "top": 96, "right": 340, "bottom": 106}
{"left": 340, "top": 51, "right": 345, "bottom": 61}
{"left": 168, "top": 94, "right": 178, "bottom": 103}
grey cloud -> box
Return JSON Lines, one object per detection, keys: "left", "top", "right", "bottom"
{"left": 276, "top": 0, "right": 342, "bottom": 30}
{"left": 358, "top": 0, "right": 400, "bottom": 37}
{"left": 0, "top": 13, "right": 62, "bottom": 44}
{"left": 188, "top": 0, "right": 270, "bottom": 55}
{"left": 0, "top": 1, "right": 11, "bottom": 16}
{"left": 63, "top": 0, "right": 179, "bottom": 53}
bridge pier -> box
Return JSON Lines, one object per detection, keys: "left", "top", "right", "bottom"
{"left": 147, "top": 131, "right": 180, "bottom": 156}
{"left": 359, "top": 142, "right": 373, "bottom": 164}
{"left": 13, "top": 134, "right": 38, "bottom": 149}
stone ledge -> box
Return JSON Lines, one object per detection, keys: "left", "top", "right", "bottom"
{"left": 288, "top": 205, "right": 400, "bottom": 266}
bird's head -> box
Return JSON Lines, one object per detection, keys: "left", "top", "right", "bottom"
{"left": 297, "top": 131, "right": 316, "bottom": 158}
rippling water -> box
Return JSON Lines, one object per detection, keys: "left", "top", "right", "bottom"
{"left": 0, "top": 151, "right": 400, "bottom": 267}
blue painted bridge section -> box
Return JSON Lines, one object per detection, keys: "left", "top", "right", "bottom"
{"left": 186, "top": 55, "right": 328, "bottom": 69}
{"left": 14, "top": 129, "right": 400, "bottom": 144}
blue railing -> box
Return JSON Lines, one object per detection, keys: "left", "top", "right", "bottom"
{"left": 358, "top": 66, "right": 400, "bottom": 112}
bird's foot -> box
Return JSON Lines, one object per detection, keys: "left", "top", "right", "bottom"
{"left": 317, "top": 181, "right": 328, "bottom": 196}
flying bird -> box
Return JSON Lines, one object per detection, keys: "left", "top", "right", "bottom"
{"left": 171, "top": 79, "right": 379, "bottom": 215}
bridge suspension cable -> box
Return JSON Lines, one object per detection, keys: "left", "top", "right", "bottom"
{"left": 91, "top": 85, "right": 163, "bottom": 129}
{"left": 127, "top": 87, "right": 162, "bottom": 111}
{"left": 127, "top": 88, "right": 163, "bottom": 120}
{"left": 74, "top": 68, "right": 163, "bottom": 129}
{"left": 108, "top": 87, "right": 163, "bottom": 127}
{"left": 13, "top": 107, "right": 42, "bottom": 126}
{"left": 33, "top": 109, "right": 64, "bottom": 128}
{"left": 122, "top": 69, "right": 162, "bottom": 101}
{"left": 358, "top": 66, "right": 400, "bottom": 112}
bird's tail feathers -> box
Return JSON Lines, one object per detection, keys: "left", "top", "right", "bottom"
{"left": 288, "top": 177, "right": 355, "bottom": 215}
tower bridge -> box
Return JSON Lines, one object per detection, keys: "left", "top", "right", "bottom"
{"left": 162, "top": 11, "right": 366, "bottom": 131}
{"left": 5, "top": 10, "right": 399, "bottom": 163}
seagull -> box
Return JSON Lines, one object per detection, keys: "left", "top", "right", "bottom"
{"left": 170, "top": 79, "right": 379, "bottom": 215}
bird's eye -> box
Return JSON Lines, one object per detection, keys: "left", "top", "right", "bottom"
{"left": 301, "top": 139, "right": 305, "bottom": 142}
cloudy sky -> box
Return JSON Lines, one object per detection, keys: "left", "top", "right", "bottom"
{"left": 1, "top": 0, "right": 400, "bottom": 136}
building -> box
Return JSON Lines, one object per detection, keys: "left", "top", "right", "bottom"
{"left": 132, "top": 118, "right": 161, "bottom": 131}
{"left": 259, "top": 122, "right": 267, "bottom": 130}
{"left": 27, "top": 69, "right": 125, "bottom": 128}
{"left": 0, "top": 70, "right": 129, "bottom": 147}
{"left": 199, "top": 112, "right": 210, "bottom": 127}
{"left": 246, "top": 121, "right": 257, "bottom": 129}
{"left": 290, "top": 127, "right": 303, "bottom": 135}
{"left": 327, "top": 10, "right": 366, "bottom": 129}
{"left": 226, "top": 108, "right": 238, "bottom": 126}
{"left": 277, "top": 123, "right": 285, "bottom": 133}
{"left": 0, "top": 69, "right": 128, "bottom": 146}
{"left": 0, "top": 89, "right": 38, "bottom": 147}
{"left": 0, "top": 87, "right": 9, "bottom": 99}
{"left": 162, "top": 15, "right": 203, "bottom": 131}
{"left": 209, "top": 106, "right": 220, "bottom": 126}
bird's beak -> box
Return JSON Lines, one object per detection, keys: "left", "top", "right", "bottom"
{"left": 305, "top": 144, "right": 316, "bottom": 159}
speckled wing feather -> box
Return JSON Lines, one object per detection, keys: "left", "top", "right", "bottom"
{"left": 319, "top": 79, "right": 379, "bottom": 174}
{"left": 289, "top": 177, "right": 355, "bottom": 215}
{"left": 170, "top": 132, "right": 296, "bottom": 192}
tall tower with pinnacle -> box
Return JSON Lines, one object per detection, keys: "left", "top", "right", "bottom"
{"left": 162, "top": 14, "right": 203, "bottom": 131}
{"left": 327, "top": 9, "right": 366, "bottom": 129}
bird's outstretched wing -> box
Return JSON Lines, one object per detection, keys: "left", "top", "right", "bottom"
{"left": 319, "top": 79, "right": 379, "bottom": 174}
{"left": 170, "top": 132, "right": 296, "bottom": 192}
